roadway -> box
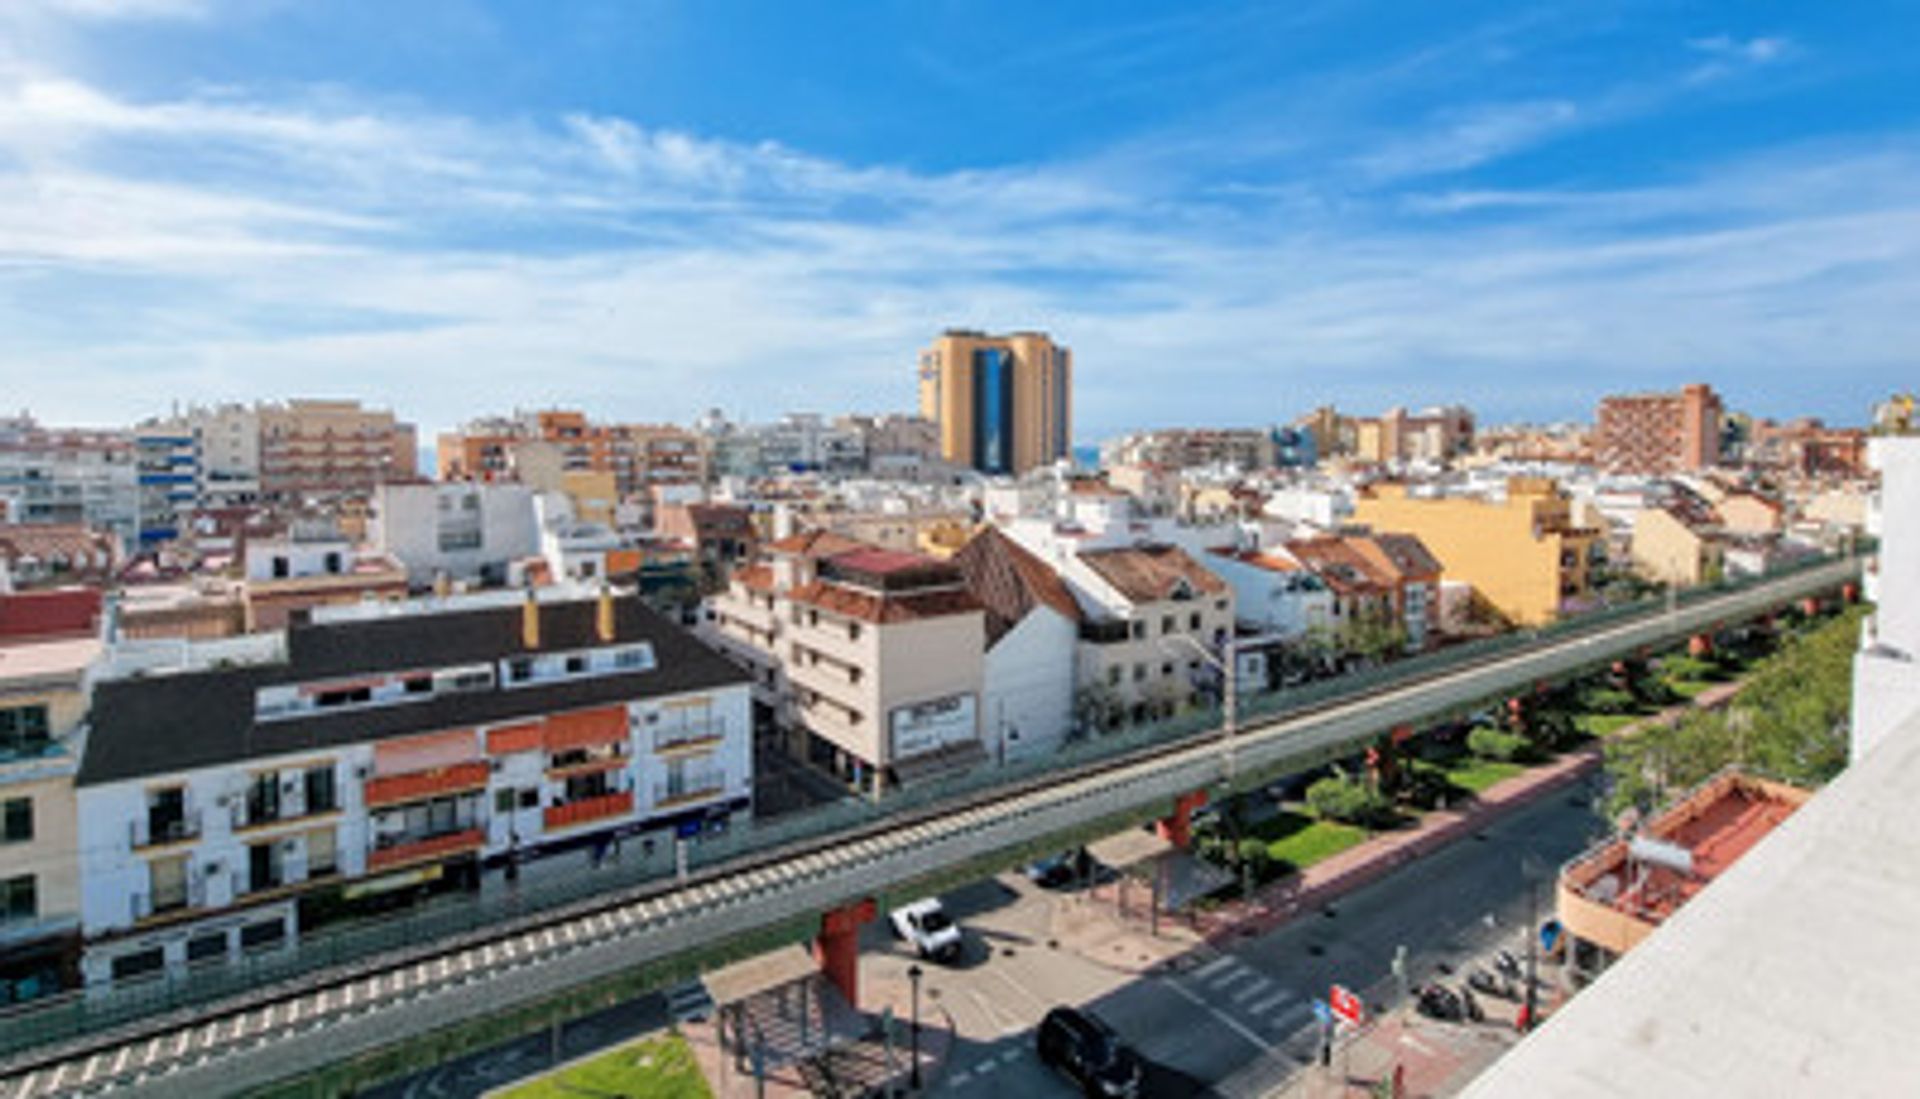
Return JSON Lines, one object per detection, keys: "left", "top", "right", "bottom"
{"left": 879, "top": 778, "right": 1605, "bottom": 1098}
{"left": 0, "top": 557, "right": 1856, "bottom": 1098}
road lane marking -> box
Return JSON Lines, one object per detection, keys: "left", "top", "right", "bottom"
{"left": 1206, "top": 965, "right": 1254, "bottom": 991}
{"left": 1231, "top": 976, "right": 1275, "bottom": 1003}
{"left": 1245, "top": 987, "right": 1293, "bottom": 1015}
{"left": 1268, "top": 1003, "right": 1314, "bottom": 1033}
{"left": 1191, "top": 954, "right": 1237, "bottom": 979}
{"left": 1163, "top": 976, "right": 1280, "bottom": 1055}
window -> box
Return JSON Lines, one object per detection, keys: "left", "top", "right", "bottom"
{"left": 565, "top": 655, "right": 587, "bottom": 674}
{"left": 518, "top": 788, "right": 539, "bottom": 810}
{"left": 1, "top": 875, "right": 36, "bottom": 924}
{"left": 2, "top": 798, "right": 30, "bottom": 843}
{"left": 246, "top": 772, "right": 280, "bottom": 826}
{"left": 403, "top": 676, "right": 433, "bottom": 695}
{"left": 848, "top": 623, "right": 862, "bottom": 641}
{"left": 247, "top": 841, "right": 282, "bottom": 893}
{"left": 147, "top": 786, "right": 188, "bottom": 844}
{"left": 111, "top": 948, "right": 165, "bottom": 982}
{"left": 240, "top": 919, "right": 287, "bottom": 951}
{"left": 1161, "top": 616, "right": 1173, "bottom": 635}
{"left": 149, "top": 856, "right": 188, "bottom": 912}
{"left": 508, "top": 658, "right": 534, "bottom": 683}
{"left": 315, "top": 686, "right": 371, "bottom": 708}
{"left": 186, "top": 933, "right": 227, "bottom": 965}
{"left": 495, "top": 789, "right": 516, "bottom": 814}
{"left": 1189, "top": 612, "right": 1202, "bottom": 631}
{"left": 1133, "top": 663, "right": 1146, "bottom": 683}
{"left": 1161, "top": 663, "right": 1174, "bottom": 678}
{"left": 1129, "top": 621, "right": 1145, "bottom": 640}
{"left": 306, "top": 827, "right": 337, "bottom": 877}
{"left": 304, "top": 765, "right": 336, "bottom": 815}
{"left": 1107, "top": 666, "right": 1121, "bottom": 687}
{"left": 0, "top": 704, "right": 50, "bottom": 756}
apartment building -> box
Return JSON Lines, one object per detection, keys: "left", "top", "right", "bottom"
{"left": 1070, "top": 544, "right": 1235, "bottom": 731}
{"left": 0, "top": 416, "right": 139, "bottom": 545}
{"left": 370, "top": 482, "right": 540, "bottom": 586}
{"left": 1351, "top": 478, "right": 1599, "bottom": 625}
{"left": 1204, "top": 548, "right": 1335, "bottom": 640}
{"left": 701, "top": 532, "right": 986, "bottom": 793}
{"left": 74, "top": 588, "right": 750, "bottom": 987}
{"left": 1101, "top": 428, "right": 1277, "bottom": 473}
{"left": 257, "top": 400, "right": 418, "bottom": 503}
{"left": 0, "top": 631, "right": 99, "bottom": 1003}
{"left": 917, "top": 329, "right": 1072, "bottom": 476}
{"left": 1630, "top": 505, "right": 1726, "bottom": 588}
{"left": 439, "top": 410, "right": 705, "bottom": 495}
{"left": 132, "top": 428, "right": 196, "bottom": 547}
{"left": 1595, "top": 383, "right": 1724, "bottom": 474}
{"left": 1284, "top": 534, "right": 1441, "bottom": 651}
{"left": 1292, "top": 405, "right": 1475, "bottom": 465}
{"left": 239, "top": 527, "right": 409, "bottom": 631}
{"left": 1854, "top": 438, "right": 1920, "bottom": 763}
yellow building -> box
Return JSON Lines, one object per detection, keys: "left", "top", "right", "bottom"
{"left": 1351, "top": 478, "right": 1598, "bottom": 625}
{"left": 1630, "top": 506, "right": 1725, "bottom": 587}
{"left": 0, "top": 635, "right": 99, "bottom": 997}
{"left": 917, "top": 330, "right": 1071, "bottom": 475}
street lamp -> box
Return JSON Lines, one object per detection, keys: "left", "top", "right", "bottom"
{"left": 1521, "top": 854, "right": 1546, "bottom": 1033}
{"left": 907, "top": 963, "right": 923, "bottom": 1090}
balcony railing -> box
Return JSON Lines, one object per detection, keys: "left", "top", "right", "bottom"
{"left": 366, "top": 828, "right": 485, "bottom": 872}
{"left": 130, "top": 811, "right": 201, "bottom": 849}
{"left": 653, "top": 718, "right": 727, "bottom": 753}
{"left": 363, "top": 761, "right": 491, "bottom": 809}
{"left": 653, "top": 773, "right": 726, "bottom": 808}
{"left": 543, "top": 791, "right": 635, "bottom": 832}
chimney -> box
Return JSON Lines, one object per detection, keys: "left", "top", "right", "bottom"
{"left": 596, "top": 585, "right": 616, "bottom": 643}
{"left": 521, "top": 588, "right": 541, "bottom": 650}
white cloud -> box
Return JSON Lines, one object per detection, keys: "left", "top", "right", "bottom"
{"left": 1686, "top": 34, "right": 1793, "bottom": 84}
{"left": 0, "top": 54, "right": 1912, "bottom": 436}
{"left": 18, "top": 0, "right": 212, "bottom": 20}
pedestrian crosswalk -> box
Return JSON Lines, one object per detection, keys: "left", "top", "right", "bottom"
{"left": 1176, "top": 952, "right": 1316, "bottom": 1038}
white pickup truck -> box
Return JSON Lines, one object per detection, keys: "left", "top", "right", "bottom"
{"left": 890, "top": 898, "right": 963, "bottom": 963}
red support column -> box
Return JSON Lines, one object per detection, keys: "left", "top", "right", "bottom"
{"left": 1688, "top": 633, "right": 1713, "bottom": 658}
{"left": 1843, "top": 583, "right": 1860, "bottom": 605}
{"left": 1801, "top": 597, "right": 1821, "bottom": 617}
{"left": 814, "top": 898, "right": 876, "bottom": 1008}
{"left": 1158, "top": 789, "right": 1209, "bottom": 850}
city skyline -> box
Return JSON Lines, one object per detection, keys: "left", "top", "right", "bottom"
{"left": 2, "top": 2, "right": 1915, "bottom": 437}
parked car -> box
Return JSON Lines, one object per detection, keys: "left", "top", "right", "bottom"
{"left": 890, "top": 898, "right": 963, "bottom": 963}
{"left": 1036, "top": 1006, "right": 1143, "bottom": 1098}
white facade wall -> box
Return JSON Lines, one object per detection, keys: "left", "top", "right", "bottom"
{"left": 1854, "top": 438, "right": 1920, "bottom": 763}
{"left": 74, "top": 681, "right": 752, "bottom": 986}
{"left": 1206, "top": 553, "right": 1334, "bottom": 638}
{"left": 372, "top": 483, "right": 539, "bottom": 585}
{"left": 982, "top": 607, "right": 1076, "bottom": 763}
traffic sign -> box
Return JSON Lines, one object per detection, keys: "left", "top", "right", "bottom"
{"left": 1329, "top": 983, "right": 1366, "bottom": 1026}
{"left": 1311, "top": 998, "right": 1333, "bottom": 1025}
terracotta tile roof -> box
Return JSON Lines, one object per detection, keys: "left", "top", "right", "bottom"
{"left": 786, "top": 580, "right": 983, "bottom": 625}
{"left": 1208, "top": 548, "right": 1301, "bottom": 572}
{"left": 1285, "top": 536, "right": 1392, "bottom": 597}
{"left": 733, "top": 564, "right": 775, "bottom": 593}
{"left": 828, "top": 547, "right": 938, "bottom": 575}
{"left": 951, "top": 527, "right": 1082, "bottom": 645}
{"left": 1078, "top": 544, "right": 1227, "bottom": 605}
{"left": 1356, "top": 533, "right": 1442, "bottom": 582}
{"left": 0, "top": 524, "right": 116, "bottom": 571}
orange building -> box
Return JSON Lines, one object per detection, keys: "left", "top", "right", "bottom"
{"left": 1595, "top": 383, "right": 1724, "bottom": 474}
{"left": 437, "top": 410, "right": 705, "bottom": 495}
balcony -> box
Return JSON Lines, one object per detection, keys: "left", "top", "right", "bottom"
{"left": 543, "top": 791, "right": 635, "bottom": 832}
{"left": 130, "top": 811, "right": 202, "bottom": 850}
{"left": 363, "top": 760, "right": 490, "bottom": 809}
{"left": 653, "top": 717, "right": 726, "bottom": 753}
{"left": 653, "top": 773, "right": 726, "bottom": 809}
{"left": 366, "top": 828, "right": 485, "bottom": 872}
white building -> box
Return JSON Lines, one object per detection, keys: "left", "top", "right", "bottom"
{"left": 74, "top": 587, "right": 751, "bottom": 987}
{"left": 371, "top": 482, "right": 540, "bottom": 586}
{"left": 1853, "top": 437, "right": 1920, "bottom": 763}
{"left": 1204, "top": 547, "right": 1335, "bottom": 639}
{"left": 950, "top": 528, "right": 1080, "bottom": 763}
{"left": 0, "top": 416, "right": 139, "bottom": 545}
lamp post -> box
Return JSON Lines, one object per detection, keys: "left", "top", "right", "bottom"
{"left": 908, "top": 963, "right": 923, "bottom": 1090}
{"left": 1521, "top": 854, "right": 1545, "bottom": 1033}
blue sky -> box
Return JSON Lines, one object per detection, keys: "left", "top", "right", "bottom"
{"left": 1, "top": 1, "right": 1915, "bottom": 441}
